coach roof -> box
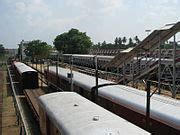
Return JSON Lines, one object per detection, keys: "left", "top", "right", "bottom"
{"left": 38, "top": 92, "right": 150, "bottom": 135}
{"left": 14, "top": 62, "right": 37, "bottom": 74}
{"left": 98, "top": 85, "right": 180, "bottom": 130}
{"left": 47, "top": 66, "right": 115, "bottom": 91}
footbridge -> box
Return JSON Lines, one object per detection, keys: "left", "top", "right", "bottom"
{"left": 106, "top": 22, "right": 180, "bottom": 98}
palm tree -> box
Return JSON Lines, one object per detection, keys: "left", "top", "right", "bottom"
{"left": 128, "top": 38, "right": 134, "bottom": 47}
{"left": 122, "top": 37, "right": 127, "bottom": 45}
{"left": 134, "top": 36, "right": 140, "bottom": 45}
{"left": 118, "top": 37, "right": 122, "bottom": 45}
{"left": 114, "top": 37, "right": 118, "bottom": 46}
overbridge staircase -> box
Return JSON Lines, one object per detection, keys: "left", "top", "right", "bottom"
{"left": 106, "top": 22, "right": 180, "bottom": 96}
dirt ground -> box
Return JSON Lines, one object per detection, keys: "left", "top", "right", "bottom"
{"left": 0, "top": 64, "right": 19, "bottom": 135}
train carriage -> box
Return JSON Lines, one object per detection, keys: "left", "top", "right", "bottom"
{"left": 38, "top": 92, "right": 150, "bottom": 135}
{"left": 98, "top": 85, "right": 180, "bottom": 135}
{"left": 44, "top": 66, "right": 180, "bottom": 135}
{"left": 62, "top": 54, "right": 115, "bottom": 69}
{"left": 13, "top": 62, "right": 39, "bottom": 89}
{"left": 45, "top": 66, "right": 115, "bottom": 99}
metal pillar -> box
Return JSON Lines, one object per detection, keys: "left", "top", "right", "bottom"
{"left": 40, "top": 60, "right": 43, "bottom": 87}
{"left": 146, "top": 80, "right": 151, "bottom": 131}
{"left": 95, "top": 56, "right": 98, "bottom": 98}
{"left": 172, "top": 35, "right": 177, "bottom": 98}
{"left": 19, "top": 40, "right": 24, "bottom": 62}
{"left": 105, "top": 67, "right": 108, "bottom": 79}
{"left": 60, "top": 51, "right": 63, "bottom": 65}
{"left": 70, "top": 55, "right": 73, "bottom": 91}
{"left": 117, "top": 67, "right": 119, "bottom": 74}
{"left": 46, "top": 59, "right": 50, "bottom": 92}
{"left": 56, "top": 59, "right": 58, "bottom": 88}
{"left": 136, "top": 54, "right": 139, "bottom": 76}
{"left": 57, "top": 52, "right": 60, "bottom": 86}
{"left": 123, "top": 62, "right": 125, "bottom": 84}
{"left": 47, "top": 59, "right": 49, "bottom": 73}
{"left": 132, "top": 62, "right": 135, "bottom": 87}
{"left": 158, "top": 36, "right": 161, "bottom": 94}
{"left": 36, "top": 58, "right": 37, "bottom": 70}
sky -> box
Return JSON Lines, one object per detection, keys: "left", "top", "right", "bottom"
{"left": 0, "top": 0, "right": 180, "bottom": 48}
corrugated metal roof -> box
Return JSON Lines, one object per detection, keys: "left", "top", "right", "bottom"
{"left": 38, "top": 92, "right": 150, "bottom": 135}
{"left": 98, "top": 85, "right": 180, "bottom": 130}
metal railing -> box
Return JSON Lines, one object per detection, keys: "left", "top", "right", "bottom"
{"left": 7, "top": 63, "right": 30, "bottom": 135}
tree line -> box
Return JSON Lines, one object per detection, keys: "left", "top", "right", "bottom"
{"left": 2, "top": 28, "right": 179, "bottom": 61}
{"left": 92, "top": 36, "right": 140, "bottom": 49}
{"left": 17, "top": 28, "right": 93, "bottom": 60}
{"left": 23, "top": 40, "right": 52, "bottom": 60}
{"left": 19, "top": 29, "right": 142, "bottom": 61}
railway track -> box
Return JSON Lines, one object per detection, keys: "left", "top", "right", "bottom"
{"left": 27, "top": 62, "right": 180, "bottom": 99}
{"left": 7, "top": 64, "right": 41, "bottom": 135}
{"left": 24, "top": 89, "right": 45, "bottom": 121}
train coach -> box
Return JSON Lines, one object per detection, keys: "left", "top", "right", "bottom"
{"left": 38, "top": 92, "right": 150, "bottom": 135}
{"left": 63, "top": 54, "right": 114, "bottom": 69}
{"left": 13, "top": 61, "right": 39, "bottom": 89}
{"left": 44, "top": 66, "right": 180, "bottom": 135}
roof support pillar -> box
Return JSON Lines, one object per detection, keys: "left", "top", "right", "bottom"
{"left": 172, "top": 35, "right": 177, "bottom": 98}
{"left": 70, "top": 55, "right": 73, "bottom": 91}
{"left": 132, "top": 61, "right": 135, "bottom": 87}
{"left": 123, "top": 62, "right": 125, "bottom": 84}
{"left": 158, "top": 36, "right": 161, "bottom": 95}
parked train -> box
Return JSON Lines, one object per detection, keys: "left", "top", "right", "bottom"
{"left": 45, "top": 66, "right": 180, "bottom": 135}
{"left": 39, "top": 92, "right": 149, "bottom": 135}
{"left": 12, "top": 61, "right": 39, "bottom": 89}
{"left": 51, "top": 49, "right": 180, "bottom": 70}
{"left": 12, "top": 62, "right": 149, "bottom": 135}
{"left": 59, "top": 54, "right": 180, "bottom": 79}
{"left": 62, "top": 54, "right": 114, "bottom": 69}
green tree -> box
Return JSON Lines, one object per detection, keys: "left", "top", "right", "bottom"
{"left": 0, "top": 44, "right": 5, "bottom": 54}
{"left": 118, "top": 37, "right": 122, "bottom": 45}
{"left": 101, "top": 41, "right": 107, "bottom": 46}
{"left": 134, "top": 36, "right": 140, "bottom": 45}
{"left": 54, "top": 28, "right": 92, "bottom": 54}
{"left": 0, "top": 44, "right": 5, "bottom": 57}
{"left": 97, "top": 42, "right": 101, "bottom": 47}
{"left": 24, "top": 40, "right": 52, "bottom": 59}
{"left": 114, "top": 37, "right": 118, "bottom": 46}
{"left": 122, "top": 37, "right": 127, "bottom": 45}
{"left": 127, "top": 38, "right": 135, "bottom": 47}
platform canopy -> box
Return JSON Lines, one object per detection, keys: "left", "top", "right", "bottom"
{"left": 105, "top": 22, "right": 180, "bottom": 68}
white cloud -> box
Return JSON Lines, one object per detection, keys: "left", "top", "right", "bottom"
{"left": 15, "top": 0, "right": 51, "bottom": 16}
{"left": 14, "top": 2, "right": 26, "bottom": 12}
{"left": 13, "top": 0, "right": 125, "bottom": 29}
{"left": 14, "top": 0, "right": 52, "bottom": 28}
{"left": 66, "top": 0, "right": 124, "bottom": 15}
{"left": 1, "top": 0, "right": 179, "bottom": 48}
{"left": 138, "top": 0, "right": 180, "bottom": 25}
{"left": 34, "top": 15, "right": 88, "bottom": 31}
